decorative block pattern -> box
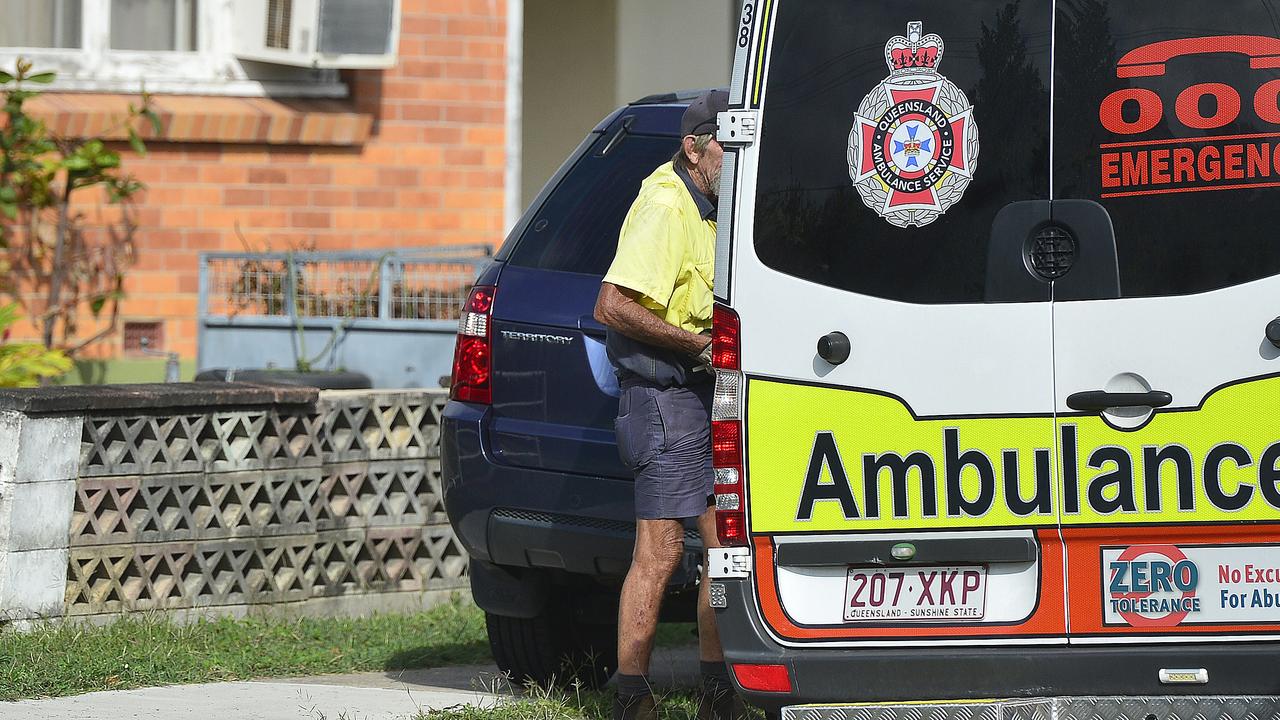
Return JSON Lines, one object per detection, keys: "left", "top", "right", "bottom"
{"left": 317, "top": 460, "right": 448, "bottom": 527}
{"left": 70, "top": 469, "right": 323, "bottom": 545}
{"left": 316, "top": 391, "right": 442, "bottom": 462}
{"left": 64, "top": 527, "right": 468, "bottom": 615}
{"left": 80, "top": 411, "right": 323, "bottom": 477}
{"left": 62, "top": 389, "right": 460, "bottom": 618}
{"left": 69, "top": 460, "right": 445, "bottom": 546}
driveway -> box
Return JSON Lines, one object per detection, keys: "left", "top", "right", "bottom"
{"left": 0, "top": 646, "right": 702, "bottom": 720}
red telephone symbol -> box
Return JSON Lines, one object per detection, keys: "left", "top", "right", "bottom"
{"left": 1116, "top": 35, "right": 1280, "bottom": 78}
{"left": 1101, "top": 35, "right": 1280, "bottom": 134}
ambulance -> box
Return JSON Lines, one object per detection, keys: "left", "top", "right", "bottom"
{"left": 706, "top": 1, "right": 1280, "bottom": 716}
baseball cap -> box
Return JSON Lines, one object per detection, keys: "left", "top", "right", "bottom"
{"left": 680, "top": 89, "right": 729, "bottom": 138}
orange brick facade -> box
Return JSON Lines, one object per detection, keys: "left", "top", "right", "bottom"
{"left": 7, "top": 0, "right": 507, "bottom": 362}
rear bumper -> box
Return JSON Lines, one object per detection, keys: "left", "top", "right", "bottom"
{"left": 715, "top": 577, "right": 1280, "bottom": 711}
{"left": 782, "top": 697, "right": 1280, "bottom": 720}
{"left": 440, "top": 400, "right": 701, "bottom": 579}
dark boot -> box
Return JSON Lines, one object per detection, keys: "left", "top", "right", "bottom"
{"left": 697, "top": 680, "right": 750, "bottom": 720}
{"left": 614, "top": 692, "right": 657, "bottom": 720}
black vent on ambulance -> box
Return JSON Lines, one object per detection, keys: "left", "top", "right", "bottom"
{"left": 1028, "top": 226, "right": 1076, "bottom": 280}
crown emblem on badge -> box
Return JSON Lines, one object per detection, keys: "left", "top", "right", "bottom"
{"left": 847, "top": 22, "right": 979, "bottom": 229}
{"left": 884, "top": 21, "right": 945, "bottom": 75}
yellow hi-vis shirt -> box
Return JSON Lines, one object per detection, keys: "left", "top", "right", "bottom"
{"left": 602, "top": 162, "right": 716, "bottom": 334}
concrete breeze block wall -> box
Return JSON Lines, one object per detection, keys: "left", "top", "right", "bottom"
{"left": 0, "top": 413, "right": 81, "bottom": 617}
{"left": 0, "top": 383, "right": 464, "bottom": 623}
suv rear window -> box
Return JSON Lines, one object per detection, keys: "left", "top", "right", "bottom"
{"left": 1054, "top": 0, "right": 1280, "bottom": 298}
{"left": 508, "top": 132, "right": 678, "bottom": 276}
{"left": 753, "top": 0, "right": 1052, "bottom": 304}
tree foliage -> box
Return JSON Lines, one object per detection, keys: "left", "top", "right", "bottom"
{"left": 0, "top": 59, "right": 158, "bottom": 354}
{"left": 0, "top": 303, "right": 72, "bottom": 386}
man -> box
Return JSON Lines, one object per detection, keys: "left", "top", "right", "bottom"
{"left": 593, "top": 89, "right": 745, "bottom": 720}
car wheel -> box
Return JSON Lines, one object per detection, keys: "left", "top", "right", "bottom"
{"left": 485, "top": 594, "right": 617, "bottom": 689}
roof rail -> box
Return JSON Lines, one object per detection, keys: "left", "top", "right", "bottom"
{"left": 630, "top": 87, "right": 730, "bottom": 106}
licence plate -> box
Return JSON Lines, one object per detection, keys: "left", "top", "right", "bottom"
{"left": 844, "top": 566, "right": 986, "bottom": 622}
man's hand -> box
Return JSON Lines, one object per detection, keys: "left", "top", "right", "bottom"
{"left": 594, "top": 283, "right": 708, "bottom": 356}
{"left": 696, "top": 339, "right": 713, "bottom": 370}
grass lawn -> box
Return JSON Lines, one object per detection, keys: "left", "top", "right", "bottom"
{"left": 415, "top": 623, "right": 757, "bottom": 720}
{"left": 419, "top": 687, "right": 726, "bottom": 720}
{"left": 0, "top": 597, "right": 701, "bottom": 705}
{"left": 0, "top": 597, "right": 490, "bottom": 701}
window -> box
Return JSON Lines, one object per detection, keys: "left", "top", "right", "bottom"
{"left": 752, "top": 0, "right": 1052, "bottom": 304}
{"left": 111, "top": 0, "right": 197, "bottom": 51}
{"left": 122, "top": 321, "right": 164, "bottom": 356}
{"left": 0, "top": 0, "right": 82, "bottom": 48}
{"left": 508, "top": 132, "right": 679, "bottom": 276}
{"left": 0, "top": 0, "right": 342, "bottom": 97}
{"left": 1054, "top": 0, "right": 1280, "bottom": 298}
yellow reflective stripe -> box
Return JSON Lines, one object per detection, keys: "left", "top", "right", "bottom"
{"left": 752, "top": 0, "right": 773, "bottom": 106}
{"left": 746, "top": 376, "right": 1280, "bottom": 533}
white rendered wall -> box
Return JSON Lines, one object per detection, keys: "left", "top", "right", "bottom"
{"left": 614, "top": 0, "right": 736, "bottom": 106}
{"left": 520, "top": 0, "right": 618, "bottom": 210}
{"left": 518, "top": 0, "right": 738, "bottom": 210}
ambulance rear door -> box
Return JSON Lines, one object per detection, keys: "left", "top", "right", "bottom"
{"left": 730, "top": 0, "right": 1067, "bottom": 648}
{"left": 1051, "top": 0, "right": 1280, "bottom": 645}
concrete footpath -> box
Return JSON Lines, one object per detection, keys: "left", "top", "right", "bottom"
{"left": 0, "top": 647, "right": 700, "bottom": 720}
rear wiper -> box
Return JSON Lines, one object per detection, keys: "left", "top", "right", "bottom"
{"left": 598, "top": 115, "right": 635, "bottom": 157}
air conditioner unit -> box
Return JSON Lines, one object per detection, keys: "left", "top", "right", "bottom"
{"left": 233, "top": 0, "right": 401, "bottom": 70}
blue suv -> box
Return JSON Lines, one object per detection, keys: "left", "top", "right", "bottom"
{"left": 441, "top": 91, "right": 708, "bottom": 687}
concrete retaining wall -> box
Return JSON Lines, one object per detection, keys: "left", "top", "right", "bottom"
{"left": 0, "top": 383, "right": 464, "bottom": 624}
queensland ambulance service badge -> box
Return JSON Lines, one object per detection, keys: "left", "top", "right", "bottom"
{"left": 848, "top": 22, "right": 979, "bottom": 228}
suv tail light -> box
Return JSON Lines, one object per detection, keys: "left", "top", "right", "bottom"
{"left": 711, "top": 303, "right": 746, "bottom": 546}
{"left": 450, "top": 285, "right": 496, "bottom": 404}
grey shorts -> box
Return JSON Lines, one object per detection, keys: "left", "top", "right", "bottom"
{"left": 614, "top": 380, "right": 713, "bottom": 520}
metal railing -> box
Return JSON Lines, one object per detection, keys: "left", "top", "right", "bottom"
{"left": 196, "top": 247, "right": 492, "bottom": 387}
{"left": 198, "top": 247, "right": 492, "bottom": 323}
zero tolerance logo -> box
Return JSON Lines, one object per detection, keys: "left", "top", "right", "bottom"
{"left": 848, "top": 22, "right": 979, "bottom": 228}
{"left": 1107, "top": 545, "right": 1201, "bottom": 627}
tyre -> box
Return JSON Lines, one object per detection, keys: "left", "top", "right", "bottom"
{"left": 485, "top": 595, "right": 618, "bottom": 689}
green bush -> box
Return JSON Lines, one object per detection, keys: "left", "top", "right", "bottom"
{"left": 0, "top": 303, "right": 70, "bottom": 386}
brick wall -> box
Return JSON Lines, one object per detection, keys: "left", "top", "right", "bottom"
{"left": 6, "top": 0, "right": 507, "bottom": 362}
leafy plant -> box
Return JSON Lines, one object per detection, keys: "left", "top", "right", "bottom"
{"left": 0, "top": 59, "right": 159, "bottom": 354}
{"left": 0, "top": 303, "right": 71, "bottom": 386}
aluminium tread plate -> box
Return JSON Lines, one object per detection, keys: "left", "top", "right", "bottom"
{"left": 786, "top": 697, "right": 1280, "bottom": 720}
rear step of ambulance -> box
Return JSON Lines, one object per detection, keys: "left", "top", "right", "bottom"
{"left": 785, "top": 698, "right": 1280, "bottom": 720}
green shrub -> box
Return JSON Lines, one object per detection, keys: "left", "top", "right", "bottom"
{"left": 0, "top": 303, "right": 70, "bottom": 386}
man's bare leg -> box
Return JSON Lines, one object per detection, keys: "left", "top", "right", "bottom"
{"left": 695, "top": 506, "right": 723, "bottom": 662}
{"left": 694, "top": 506, "right": 747, "bottom": 720}
{"left": 617, "top": 518, "right": 686, "bottom": 676}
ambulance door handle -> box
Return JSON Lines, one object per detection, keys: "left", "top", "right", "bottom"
{"left": 1066, "top": 390, "right": 1172, "bottom": 411}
